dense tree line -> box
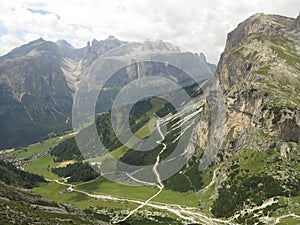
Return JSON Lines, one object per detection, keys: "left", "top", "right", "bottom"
{"left": 184, "top": 165, "right": 204, "bottom": 190}
{"left": 119, "top": 146, "right": 162, "bottom": 168}
{"left": 51, "top": 162, "right": 99, "bottom": 182}
{"left": 50, "top": 137, "right": 83, "bottom": 162}
{"left": 0, "top": 160, "right": 45, "bottom": 188}
{"left": 163, "top": 166, "right": 203, "bottom": 192}
{"left": 163, "top": 173, "right": 192, "bottom": 192}
{"left": 130, "top": 99, "right": 152, "bottom": 119}
{"left": 49, "top": 112, "right": 122, "bottom": 161}
{"left": 155, "top": 102, "right": 176, "bottom": 117}
{"left": 96, "top": 112, "right": 123, "bottom": 151}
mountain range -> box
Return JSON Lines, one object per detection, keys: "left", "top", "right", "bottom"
{"left": 0, "top": 36, "right": 215, "bottom": 149}
{"left": 0, "top": 12, "right": 299, "bottom": 225}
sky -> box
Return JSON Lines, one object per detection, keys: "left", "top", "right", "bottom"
{"left": 0, "top": 0, "right": 299, "bottom": 63}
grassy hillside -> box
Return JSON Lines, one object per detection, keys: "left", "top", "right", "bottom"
{"left": 0, "top": 182, "right": 108, "bottom": 225}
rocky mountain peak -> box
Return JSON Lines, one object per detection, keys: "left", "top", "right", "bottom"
{"left": 225, "top": 13, "right": 295, "bottom": 52}
{"left": 92, "top": 35, "right": 122, "bottom": 45}
{"left": 199, "top": 52, "right": 207, "bottom": 62}
{"left": 56, "top": 39, "right": 84, "bottom": 61}
{"left": 2, "top": 37, "right": 59, "bottom": 60}
{"left": 89, "top": 36, "right": 125, "bottom": 53}
{"left": 31, "top": 37, "right": 45, "bottom": 44}
{"left": 106, "top": 35, "right": 118, "bottom": 40}
{"left": 142, "top": 39, "right": 181, "bottom": 52}
{"left": 56, "top": 39, "right": 73, "bottom": 47}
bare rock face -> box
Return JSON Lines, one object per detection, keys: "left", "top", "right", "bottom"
{"left": 295, "top": 12, "right": 300, "bottom": 29}
{"left": 224, "top": 13, "right": 295, "bottom": 52}
{"left": 212, "top": 13, "right": 300, "bottom": 159}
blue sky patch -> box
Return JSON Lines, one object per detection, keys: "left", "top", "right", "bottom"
{"left": 27, "top": 8, "right": 61, "bottom": 19}
{"left": 0, "top": 22, "right": 7, "bottom": 36}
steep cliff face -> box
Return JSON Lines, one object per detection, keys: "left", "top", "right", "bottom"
{"left": 216, "top": 13, "right": 300, "bottom": 155}
{"left": 203, "top": 13, "right": 300, "bottom": 223}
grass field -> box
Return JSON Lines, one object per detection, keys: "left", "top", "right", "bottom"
{"left": 15, "top": 133, "right": 75, "bottom": 179}
{"left": 277, "top": 217, "right": 300, "bottom": 225}
{"left": 25, "top": 98, "right": 213, "bottom": 214}
{"left": 77, "top": 176, "right": 202, "bottom": 208}
{"left": 25, "top": 154, "right": 60, "bottom": 180}
{"left": 11, "top": 132, "right": 74, "bottom": 159}
{"left": 33, "top": 182, "right": 184, "bottom": 223}
{"left": 78, "top": 177, "right": 158, "bottom": 201}
{"left": 32, "top": 176, "right": 209, "bottom": 219}
{"left": 1, "top": 133, "right": 74, "bottom": 179}
{"left": 33, "top": 182, "right": 140, "bottom": 210}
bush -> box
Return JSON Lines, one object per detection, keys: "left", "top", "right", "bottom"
{"left": 211, "top": 175, "right": 285, "bottom": 218}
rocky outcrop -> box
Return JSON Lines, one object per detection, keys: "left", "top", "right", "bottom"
{"left": 224, "top": 13, "right": 295, "bottom": 52}
{"left": 212, "top": 13, "right": 300, "bottom": 156}
{"left": 294, "top": 13, "right": 300, "bottom": 29}
{"left": 56, "top": 39, "right": 85, "bottom": 61}
{"left": 198, "top": 14, "right": 300, "bottom": 222}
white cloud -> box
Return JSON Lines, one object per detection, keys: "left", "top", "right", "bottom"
{"left": 0, "top": 0, "right": 298, "bottom": 63}
{"left": 0, "top": 34, "right": 24, "bottom": 55}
